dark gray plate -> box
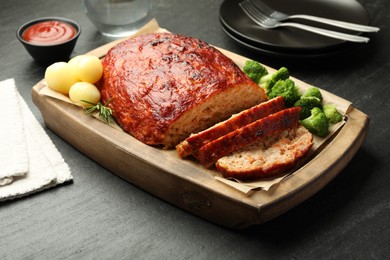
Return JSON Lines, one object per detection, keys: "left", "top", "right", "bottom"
{"left": 219, "top": 0, "right": 370, "bottom": 53}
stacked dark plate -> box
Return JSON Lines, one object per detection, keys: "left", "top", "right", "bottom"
{"left": 219, "top": 0, "right": 371, "bottom": 58}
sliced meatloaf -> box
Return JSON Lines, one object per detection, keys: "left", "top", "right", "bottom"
{"left": 216, "top": 125, "right": 313, "bottom": 180}
{"left": 197, "top": 107, "right": 302, "bottom": 168}
{"left": 176, "top": 96, "right": 286, "bottom": 158}
{"left": 99, "top": 33, "right": 267, "bottom": 148}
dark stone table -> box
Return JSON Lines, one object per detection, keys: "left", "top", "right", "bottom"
{"left": 1, "top": 0, "right": 389, "bottom": 258}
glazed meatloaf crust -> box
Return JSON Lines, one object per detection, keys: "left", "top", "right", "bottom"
{"left": 99, "top": 33, "right": 267, "bottom": 148}
{"left": 176, "top": 96, "right": 286, "bottom": 158}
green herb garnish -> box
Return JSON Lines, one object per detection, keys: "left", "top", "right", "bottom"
{"left": 82, "top": 98, "right": 114, "bottom": 124}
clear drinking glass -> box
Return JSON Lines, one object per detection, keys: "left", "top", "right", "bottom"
{"left": 83, "top": 0, "right": 153, "bottom": 37}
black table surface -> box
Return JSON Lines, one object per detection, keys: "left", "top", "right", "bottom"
{"left": 1, "top": 0, "right": 389, "bottom": 259}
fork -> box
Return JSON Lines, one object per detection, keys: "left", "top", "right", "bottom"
{"left": 240, "top": 0, "right": 370, "bottom": 43}
{"left": 251, "top": 0, "right": 380, "bottom": 33}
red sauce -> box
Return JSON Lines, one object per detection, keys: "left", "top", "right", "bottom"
{"left": 22, "top": 21, "right": 76, "bottom": 45}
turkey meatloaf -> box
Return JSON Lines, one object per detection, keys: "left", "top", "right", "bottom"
{"left": 99, "top": 33, "right": 267, "bottom": 148}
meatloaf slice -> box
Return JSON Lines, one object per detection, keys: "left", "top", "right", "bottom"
{"left": 176, "top": 96, "right": 286, "bottom": 158}
{"left": 197, "top": 107, "right": 302, "bottom": 168}
{"left": 216, "top": 125, "right": 313, "bottom": 180}
{"left": 99, "top": 33, "right": 267, "bottom": 148}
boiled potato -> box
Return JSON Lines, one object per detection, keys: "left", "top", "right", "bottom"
{"left": 69, "top": 55, "right": 103, "bottom": 83}
{"left": 45, "top": 62, "right": 79, "bottom": 94}
{"left": 69, "top": 82, "right": 101, "bottom": 107}
{"left": 68, "top": 55, "right": 84, "bottom": 66}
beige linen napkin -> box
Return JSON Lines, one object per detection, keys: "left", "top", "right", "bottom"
{"left": 0, "top": 78, "right": 73, "bottom": 201}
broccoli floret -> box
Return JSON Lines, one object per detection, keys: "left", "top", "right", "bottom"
{"left": 300, "top": 107, "right": 329, "bottom": 137}
{"left": 294, "top": 96, "right": 322, "bottom": 120}
{"left": 302, "top": 87, "right": 323, "bottom": 101}
{"left": 243, "top": 60, "right": 268, "bottom": 84}
{"left": 259, "top": 67, "right": 290, "bottom": 94}
{"left": 268, "top": 79, "right": 301, "bottom": 107}
{"left": 323, "top": 104, "right": 343, "bottom": 124}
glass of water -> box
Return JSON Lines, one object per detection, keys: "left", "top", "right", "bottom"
{"left": 83, "top": 0, "right": 153, "bottom": 38}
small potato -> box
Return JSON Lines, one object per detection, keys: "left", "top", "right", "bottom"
{"left": 69, "top": 82, "right": 101, "bottom": 107}
{"left": 45, "top": 62, "right": 79, "bottom": 94}
{"left": 68, "top": 55, "right": 84, "bottom": 66}
{"left": 68, "top": 55, "right": 84, "bottom": 80}
{"left": 70, "top": 55, "right": 103, "bottom": 83}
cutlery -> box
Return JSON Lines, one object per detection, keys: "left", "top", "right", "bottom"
{"left": 250, "top": 0, "right": 380, "bottom": 33}
{"left": 239, "top": 0, "right": 371, "bottom": 43}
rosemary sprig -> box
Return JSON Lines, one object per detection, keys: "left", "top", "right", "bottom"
{"left": 82, "top": 98, "right": 114, "bottom": 124}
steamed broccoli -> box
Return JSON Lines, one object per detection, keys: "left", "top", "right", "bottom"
{"left": 259, "top": 67, "right": 290, "bottom": 94}
{"left": 268, "top": 79, "right": 301, "bottom": 107}
{"left": 243, "top": 60, "right": 268, "bottom": 84}
{"left": 294, "top": 96, "right": 322, "bottom": 120}
{"left": 302, "top": 87, "right": 323, "bottom": 101}
{"left": 300, "top": 107, "right": 329, "bottom": 137}
{"left": 323, "top": 103, "right": 343, "bottom": 124}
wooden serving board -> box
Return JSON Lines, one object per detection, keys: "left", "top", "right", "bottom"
{"left": 31, "top": 24, "right": 369, "bottom": 229}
